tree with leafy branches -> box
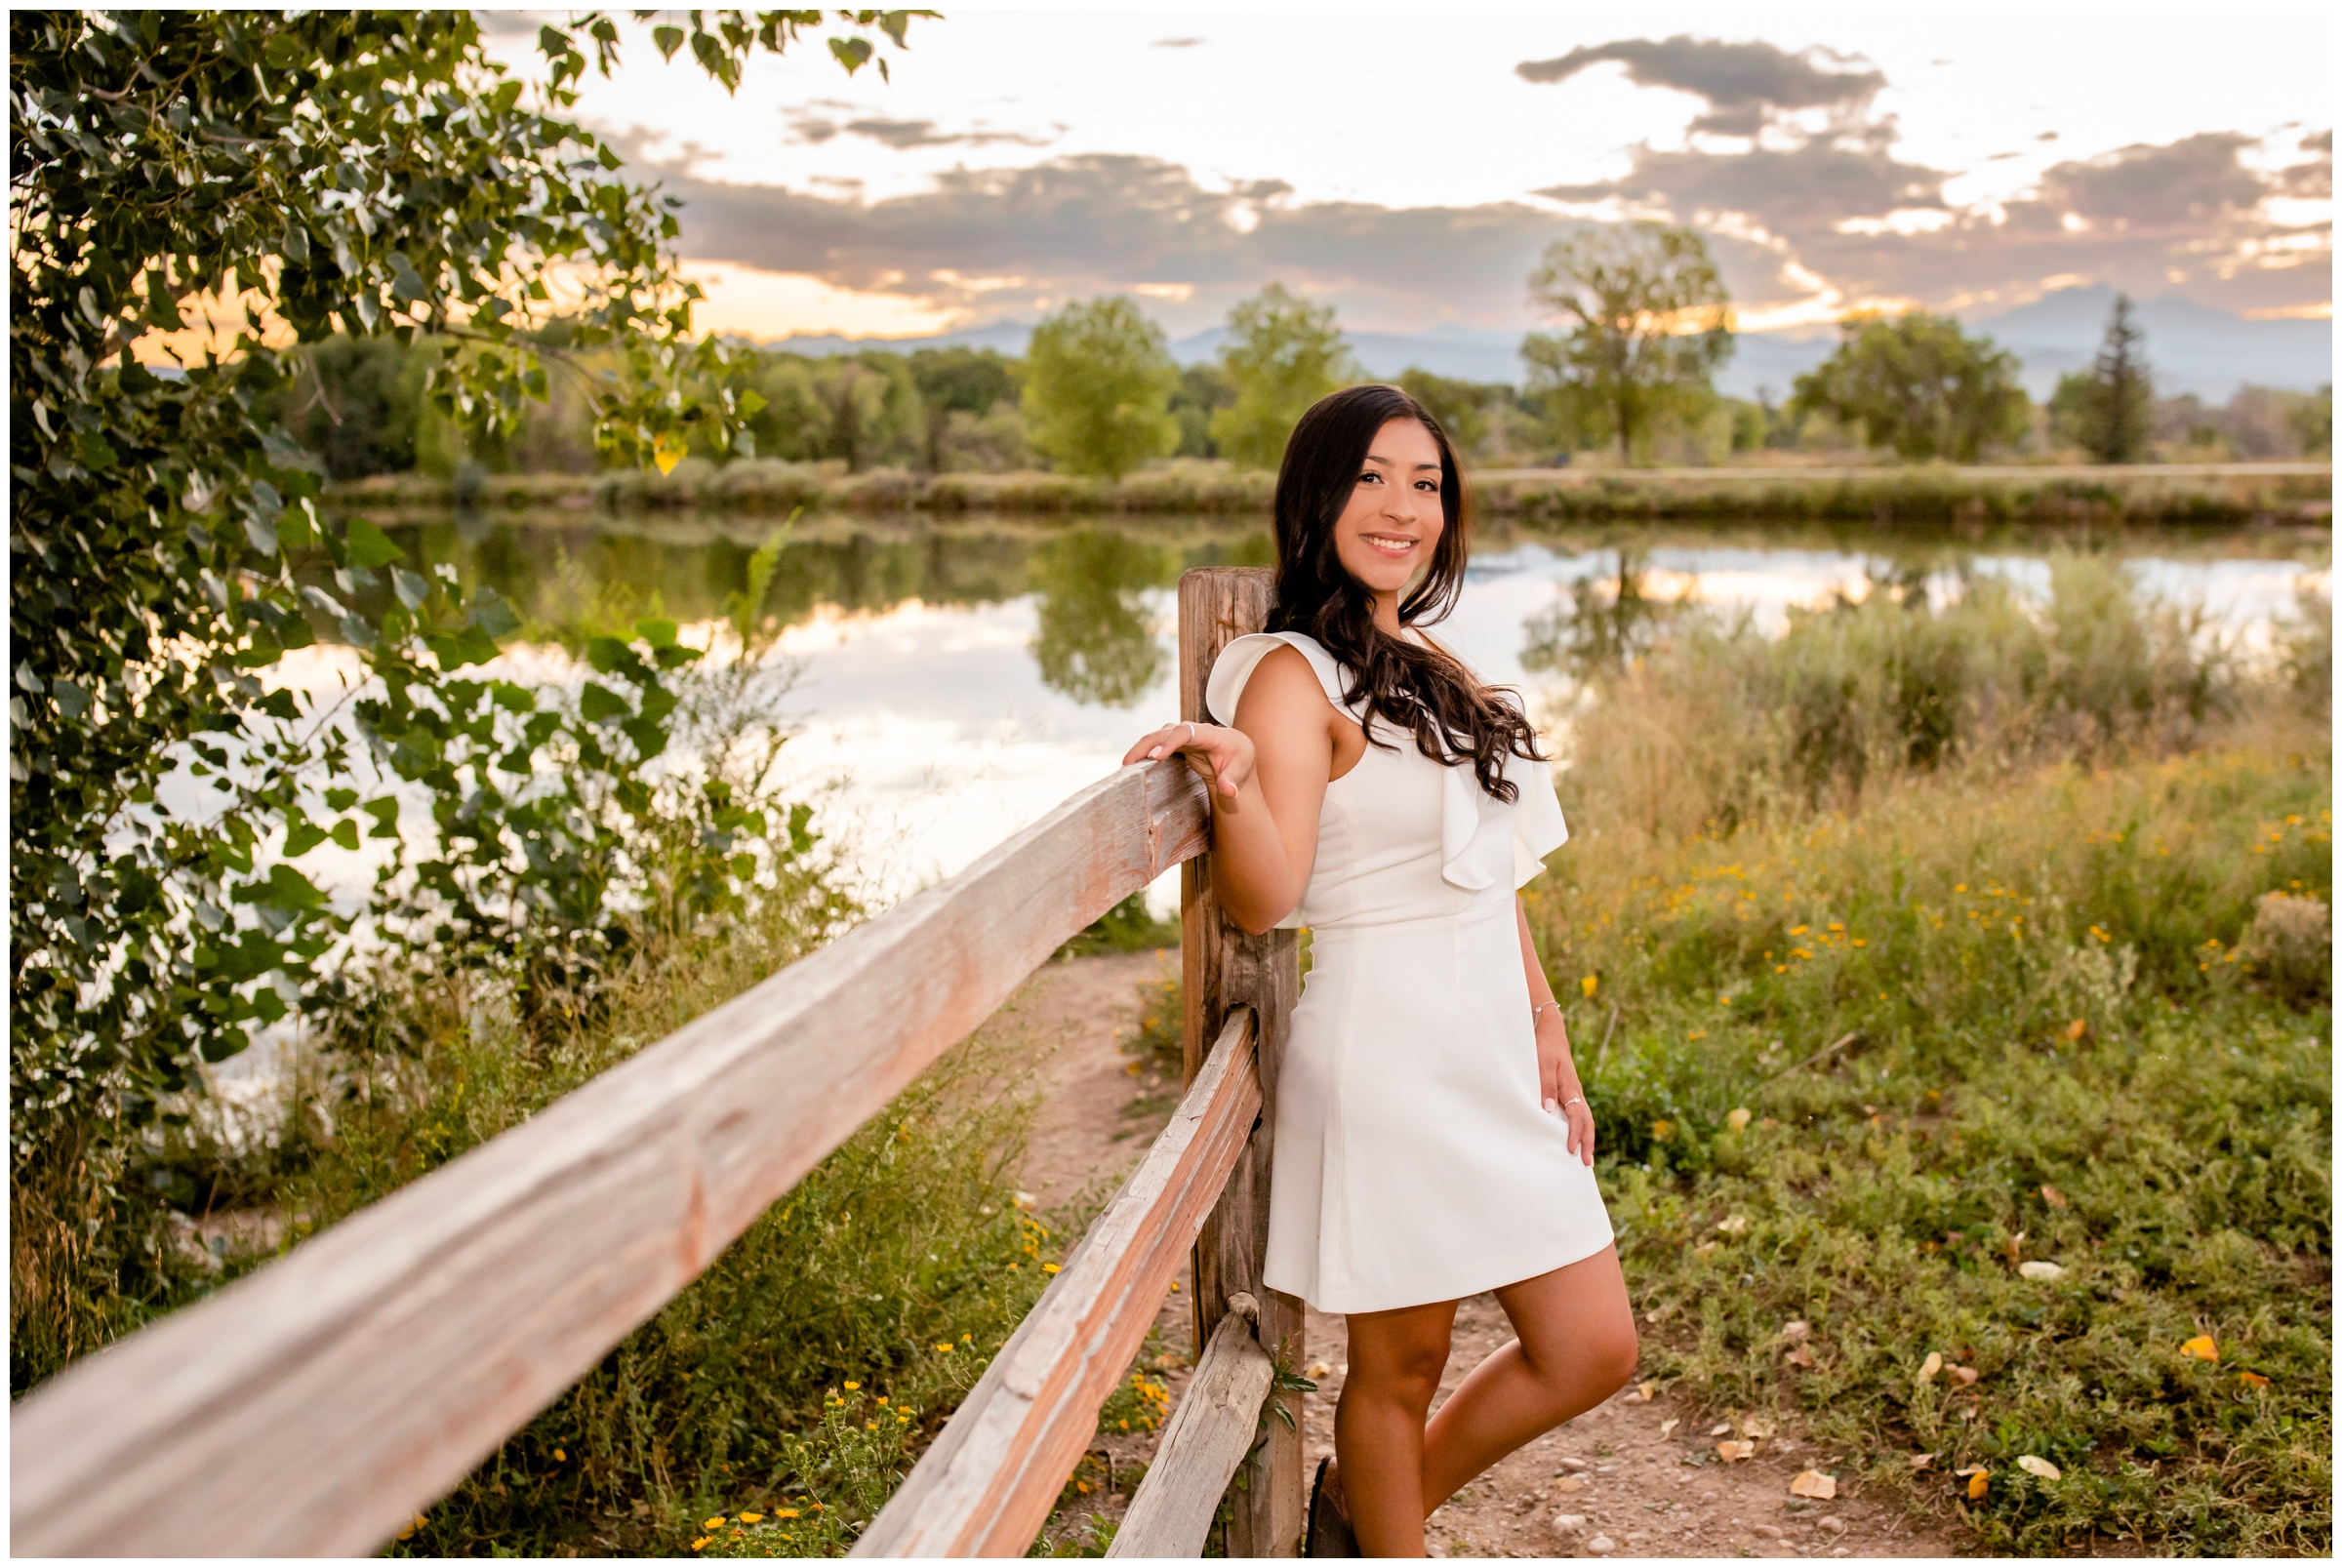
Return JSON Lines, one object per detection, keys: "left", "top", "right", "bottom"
{"left": 1520, "top": 222, "right": 1733, "bottom": 462}
{"left": 1021, "top": 296, "right": 1181, "bottom": 479}
{"left": 8, "top": 7, "right": 925, "bottom": 1382}
{"left": 1209, "top": 283, "right": 1361, "bottom": 470}
{"left": 1790, "top": 310, "right": 2031, "bottom": 462}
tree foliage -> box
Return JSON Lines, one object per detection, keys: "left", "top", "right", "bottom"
{"left": 1790, "top": 310, "right": 2031, "bottom": 462}
{"left": 8, "top": 8, "right": 919, "bottom": 1365}
{"left": 1020, "top": 296, "right": 1181, "bottom": 479}
{"left": 2054, "top": 295, "right": 2155, "bottom": 463}
{"left": 1521, "top": 223, "right": 1733, "bottom": 462}
{"left": 1210, "top": 283, "right": 1361, "bottom": 470}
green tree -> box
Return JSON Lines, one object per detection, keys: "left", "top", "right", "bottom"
{"left": 909, "top": 345, "right": 1019, "bottom": 470}
{"left": 1789, "top": 311, "right": 2031, "bottom": 462}
{"left": 2064, "top": 295, "right": 2154, "bottom": 463}
{"left": 1210, "top": 284, "right": 1361, "bottom": 470}
{"left": 1169, "top": 360, "right": 1235, "bottom": 457}
{"left": 9, "top": 8, "right": 916, "bottom": 1380}
{"left": 1021, "top": 297, "right": 1181, "bottom": 479}
{"left": 1395, "top": 369, "right": 1513, "bottom": 462}
{"left": 1520, "top": 222, "right": 1734, "bottom": 462}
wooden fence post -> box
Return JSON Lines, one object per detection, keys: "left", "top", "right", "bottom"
{"left": 1177, "top": 567, "right": 1305, "bottom": 1558}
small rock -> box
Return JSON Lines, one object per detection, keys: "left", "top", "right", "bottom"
{"left": 1753, "top": 1524, "right": 1784, "bottom": 1540}
{"left": 1780, "top": 1319, "right": 1812, "bottom": 1344}
{"left": 1557, "top": 1457, "right": 1591, "bottom": 1472}
{"left": 1817, "top": 1516, "right": 1845, "bottom": 1536}
{"left": 1595, "top": 1464, "right": 1618, "bottom": 1474}
{"left": 1555, "top": 1475, "right": 1589, "bottom": 1493}
{"left": 2018, "top": 1261, "right": 2067, "bottom": 1281}
{"left": 1585, "top": 1535, "right": 1616, "bottom": 1555}
{"left": 1553, "top": 1513, "right": 1587, "bottom": 1535}
{"left": 1829, "top": 1548, "right": 1850, "bottom": 1558}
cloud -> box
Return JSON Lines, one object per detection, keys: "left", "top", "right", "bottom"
{"left": 1522, "top": 36, "right": 2328, "bottom": 319}
{"left": 786, "top": 112, "right": 1055, "bottom": 149}
{"left": 1516, "top": 35, "right": 1882, "bottom": 136}
{"left": 648, "top": 152, "right": 1580, "bottom": 333}
{"left": 2037, "top": 133, "right": 2265, "bottom": 227}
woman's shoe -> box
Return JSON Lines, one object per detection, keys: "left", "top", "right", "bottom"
{"left": 1306, "top": 1456, "right": 1360, "bottom": 1557}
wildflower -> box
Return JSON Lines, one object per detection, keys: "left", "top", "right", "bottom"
{"left": 778, "top": 1510, "right": 800, "bottom": 1520}
{"left": 1718, "top": 994, "right": 1731, "bottom": 1006}
{"left": 706, "top": 1516, "right": 727, "bottom": 1530}
{"left": 1852, "top": 938, "right": 1867, "bottom": 947}
{"left": 1042, "top": 1263, "right": 1062, "bottom": 1274}
{"left": 1954, "top": 884, "right": 1966, "bottom": 893}
{"left": 691, "top": 1538, "right": 708, "bottom": 1551}
{"left": 843, "top": 1381, "right": 861, "bottom": 1391}
{"left": 867, "top": 1422, "right": 878, "bottom": 1430}
{"left": 1581, "top": 975, "right": 1598, "bottom": 997}
{"left": 552, "top": 1448, "right": 565, "bottom": 1462}
{"left": 1789, "top": 925, "right": 1809, "bottom": 936}
{"left": 934, "top": 1343, "right": 954, "bottom": 1353}
{"left": 741, "top": 1513, "right": 764, "bottom": 1525}
{"left": 875, "top": 1395, "right": 889, "bottom": 1405}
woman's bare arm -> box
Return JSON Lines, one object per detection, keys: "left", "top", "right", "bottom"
{"left": 1121, "top": 645, "right": 1336, "bottom": 934}
{"left": 1518, "top": 898, "right": 1595, "bottom": 1164}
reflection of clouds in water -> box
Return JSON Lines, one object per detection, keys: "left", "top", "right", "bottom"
{"left": 770, "top": 593, "right": 1180, "bottom": 910}
{"left": 210, "top": 541, "right": 2330, "bottom": 924}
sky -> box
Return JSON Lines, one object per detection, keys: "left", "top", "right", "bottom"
{"left": 487, "top": 7, "right": 2334, "bottom": 344}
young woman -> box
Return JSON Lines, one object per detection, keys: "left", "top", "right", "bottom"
{"left": 1121, "top": 383, "right": 1636, "bottom": 1557}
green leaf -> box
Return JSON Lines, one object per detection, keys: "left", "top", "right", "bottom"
{"left": 393, "top": 568, "right": 430, "bottom": 610}
{"left": 634, "top": 616, "right": 678, "bottom": 649}
{"left": 361, "top": 798, "right": 402, "bottom": 838}
{"left": 653, "top": 24, "right": 684, "bottom": 58}
{"left": 620, "top": 715, "right": 668, "bottom": 759}
{"left": 580, "top": 682, "right": 630, "bottom": 724}
{"left": 259, "top": 689, "right": 300, "bottom": 721}
{"left": 77, "top": 429, "right": 119, "bottom": 469}
{"left": 234, "top": 863, "right": 326, "bottom": 910}
{"left": 330, "top": 820, "right": 360, "bottom": 852}
{"left": 425, "top": 623, "right": 501, "bottom": 669}
{"left": 828, "top": 35, "right": 873, "bottom": 73}
{"left": 468, "top": 585, "right": 522, "bottom": 639}
{"left": 282, "top": 823, "right": 330, "bottom": 858}
{"left": 242, "top": 509, "right": 279, "bottom": 556}
{"left": 325, "top": 787, "right": 359, "bottom": 812}
{"left": 343, "top": 517, "right": 405, "bottom": 569}
{"left": 736, "top": 387, "right": 768, "bottom": 417}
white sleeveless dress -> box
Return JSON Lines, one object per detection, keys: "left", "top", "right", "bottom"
{"left": 1206, "top": 629, "right": 1615, "bottom": 1314}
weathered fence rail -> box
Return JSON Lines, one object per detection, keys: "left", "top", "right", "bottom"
{"left": 13, "top": 567, "right": 1301, "bottom": 1559}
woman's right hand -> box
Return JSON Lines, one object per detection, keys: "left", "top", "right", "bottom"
{"left": 1123, "top": 720, "right": 1256, "bottom": 802}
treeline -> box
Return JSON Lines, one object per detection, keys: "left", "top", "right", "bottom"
{"left": 277, "top": 237, "right": 2333, "bottom": 486}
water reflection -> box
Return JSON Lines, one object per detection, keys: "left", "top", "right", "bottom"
{"left": 371, "top": 512, "right": 2325, "bottom": 905}
{"left": 1029, "top": 531, "right": 1177, "bottom": 706}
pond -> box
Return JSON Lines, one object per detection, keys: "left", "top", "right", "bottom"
{"left": 352, "top": 510, "right": 2330, "bottom": 911}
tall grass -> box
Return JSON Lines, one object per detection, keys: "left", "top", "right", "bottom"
{"left": 1524, "top": 558, "right": 2330, "bottom": 1552}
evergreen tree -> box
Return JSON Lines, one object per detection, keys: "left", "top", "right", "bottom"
{"left": 2077, "top": 295, "right": 2155, "bottom": 463}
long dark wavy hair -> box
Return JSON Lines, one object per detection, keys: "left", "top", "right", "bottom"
{"left": 1264, "top": 382, "right": 1547, "bottom": 801}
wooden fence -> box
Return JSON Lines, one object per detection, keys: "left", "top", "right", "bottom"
{"left": 11, "top": 568, "right": 1303, "bottom": 1559}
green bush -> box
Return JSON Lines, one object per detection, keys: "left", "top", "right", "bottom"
{"left": 1523, "top": 569, "right": 2332, "bottom": 1549}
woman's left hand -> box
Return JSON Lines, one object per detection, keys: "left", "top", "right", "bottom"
{"left": 1537, "top": 1013, "right": 1595, "bottom": 1165}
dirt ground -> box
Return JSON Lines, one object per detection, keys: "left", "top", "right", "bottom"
{"left": 1001, "top": 952, "right": 1968, "bottom": 1558}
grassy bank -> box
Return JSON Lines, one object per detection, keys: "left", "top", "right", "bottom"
{"left": 1519, "top": 561, "right": 2331, "bottom": 1552}
{"left": 328, "top": 459, "right": 2330, "bottom": 528}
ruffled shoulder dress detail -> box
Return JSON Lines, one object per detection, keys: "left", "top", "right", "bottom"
{"left": 1204, "top": 629, "right": 1612, "bottom": 1313}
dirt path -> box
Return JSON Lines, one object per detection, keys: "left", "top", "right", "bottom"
{"left": 1005, "top": 952, "right": 1966, "bottom": 1558}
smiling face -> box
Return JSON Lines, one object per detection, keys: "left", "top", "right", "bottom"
{"left": 1330, "top": 416, "right": 1446, "bottom": 625}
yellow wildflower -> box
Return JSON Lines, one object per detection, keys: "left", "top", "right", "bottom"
{"left": 705, "top": 1516, "right": 726, "bottom": 1530}
{"left": 1042, "top": 1263, "right": 1062, "bottom": 1274}
{"left": 741, "top": 1513, "right": 764, "bottom": 1524}
{"left": 1580, "top": 975, "right": 1598, "bottom": 997}
{"left": 843, "top": 1381, "right": 861, "bottom": 1390}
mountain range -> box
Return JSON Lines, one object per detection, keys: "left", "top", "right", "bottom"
{"left": 759, "top": 286, "right": 2331, "bottom": 404}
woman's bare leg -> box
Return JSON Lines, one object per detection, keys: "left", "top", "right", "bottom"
{"left": 1333, "top": 1297, "right": 1458, "bottom": 1556}
{"left": 1418, "top": 1246, "right": 1638, "bottom": 1512}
